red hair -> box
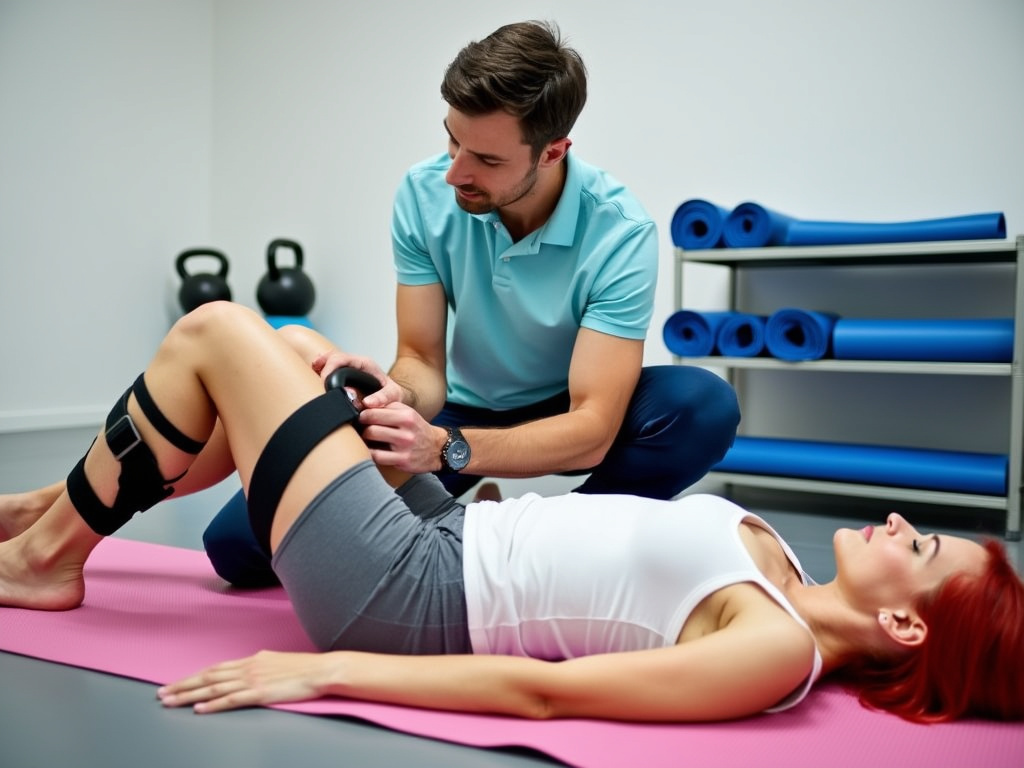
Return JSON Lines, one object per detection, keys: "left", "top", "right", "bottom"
{"left": 846, "top": 539, "right": 1024, "bottom": 722}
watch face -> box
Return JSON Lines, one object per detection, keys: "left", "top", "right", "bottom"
{"left": 446, "top": 438, "right": 471, "bottom": 471}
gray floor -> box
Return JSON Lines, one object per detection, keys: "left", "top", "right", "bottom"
{"left": 1, "top": 427, "right": 1019, "bottom": 768}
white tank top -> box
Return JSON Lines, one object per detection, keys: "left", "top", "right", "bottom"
{"left": 462, "top": 492, "right": 823, "bottom": 713}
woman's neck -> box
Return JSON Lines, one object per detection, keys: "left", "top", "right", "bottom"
{"left": 784, "top": 581, "right": 883, "bottom": 676}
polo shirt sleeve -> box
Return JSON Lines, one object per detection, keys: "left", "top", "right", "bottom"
{"left": 580, "top": 219, "right": 658, "bottom": 340}
{"left": 391, "top": 169, "right": 441, "bottom": 286}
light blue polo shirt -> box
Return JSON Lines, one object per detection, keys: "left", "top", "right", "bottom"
{"left": 392, "top": 152, "right": 657, "bottom": 410}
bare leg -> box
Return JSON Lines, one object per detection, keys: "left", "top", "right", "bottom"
{"left": 0, "top": 302, "right": 373, "bottom": 610}
{"left": 0, "top": 481, "right": 65, "bottom": 541}
{"left": 0, "top": 323, "right": 345, "bottom": 541}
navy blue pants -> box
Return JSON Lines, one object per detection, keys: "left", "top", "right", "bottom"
{"left": 202, "top": 365, "right": 739, "bottom": 587}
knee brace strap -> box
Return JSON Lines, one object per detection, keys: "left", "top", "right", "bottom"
{"left": 247, "top": 367, "right": 382, "bottom": 556}
{"left": 66, "top": 375, "right": 206, "bottom": 536}
{"left": 131, "top": 374, "right": 206, "bottom": 454}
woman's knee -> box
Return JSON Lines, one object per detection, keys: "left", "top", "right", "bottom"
{"left": 275, "top": 322, "right": 335, "bottom": 362}
{"left": 168, "top": 301, "right": 260, "bottom": 350}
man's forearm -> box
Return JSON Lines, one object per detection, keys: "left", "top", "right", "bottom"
{"left": 460, "top": 409, "right": 615, "bottom": 479}
{"left": 388, "top": 356, "right": 447, "bottom": 420}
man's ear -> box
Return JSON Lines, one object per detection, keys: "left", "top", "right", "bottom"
{"left": 878, "top": 609, "right": 928, "bottom": 648}
{"left": 539, "top": 137, "right": 571, "bottom": 167}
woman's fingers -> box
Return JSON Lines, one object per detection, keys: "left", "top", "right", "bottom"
{"left": 157, "top": 651, "right": 327, "bottom": 714}
{"left": 158, "top": 661, "right": 253, "bottom": 712}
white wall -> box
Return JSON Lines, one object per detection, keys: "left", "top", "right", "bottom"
{"left": 0, "top": 0, "right": 213, "bottom": 430}
{"left": 2, "top": 0, "right": 1023, "bottom": 450}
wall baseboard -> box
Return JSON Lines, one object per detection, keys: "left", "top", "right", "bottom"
{"left": 0, "top": 407, "right": 105, "bottom": 435}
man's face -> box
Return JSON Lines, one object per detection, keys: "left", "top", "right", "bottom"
{"left": 443, "top": 107, "right": 540, "bottom": 215}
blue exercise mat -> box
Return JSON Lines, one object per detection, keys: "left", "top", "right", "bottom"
{"left": 832, "top": 318, "right": 1015, "bottom": 363}
{"left": 670, "top": 199, "right": 729, "bottom": 249}
{"left": 714, "top": 436, "right": 1007, "bottom": 495}
{"left": 765, "top": 309, "right": 840, "bottom": 361}
{"left": 663, "top": 310, "right": 735, "bottom": 356}
{"left": 716, "top": 313, "right": 768, "bottom": 357}
{"left": 722, "top": 202, "right": 1006, "bottom": 248}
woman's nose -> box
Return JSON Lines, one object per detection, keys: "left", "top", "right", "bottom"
{"left": 886, "top": 512, "right": 904, "bottom": 533}
{"left": 886, "top": 512, "right": 919, "bottom": 540}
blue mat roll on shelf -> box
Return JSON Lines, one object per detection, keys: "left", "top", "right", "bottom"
{"left": 670, "top": 199, "right": 730, "bottom": 249}
{"left": 765, "top": 308, "right": 840, "bottom": 361}
{"left": 714, "top": 436, "right": 1008, "bottom": 495}
{"left": 716, "top": 313, "right": 768, "bottom": 357}
{"left": 723, "top": 202, "right": 794, "bottom": 248}
{"left": 722, "top": 202, "right": 1006, "bottom": 248}
{"left": 832, "top": 318, "right": 1014, "bottom": 363}
{"left": 663, "top": 310, "right": 735, "bottom": 356}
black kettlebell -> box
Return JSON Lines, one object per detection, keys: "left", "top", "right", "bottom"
{"left": 176, "top": 248, "right": 232, "bottom": 313}
{"left": 257, "top": 238, "right": 316, "bottom": 317}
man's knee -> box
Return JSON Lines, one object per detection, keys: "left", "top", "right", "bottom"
{"left": 202, "top": 488, "right": 279, "bottom": 587}
{"left": 638, "top": 366, "right": 739, "bottom": 426}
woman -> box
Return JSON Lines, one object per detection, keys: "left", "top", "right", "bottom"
{"left": 1, "top": 301, "right": 1021, "bottom": 723}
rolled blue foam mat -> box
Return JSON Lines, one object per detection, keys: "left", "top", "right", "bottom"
{"left": 716, "top": 313, "right": 768, "bottom": 357}
{"left": 832, "top": 318, "right": 1014, "bottom": 363}
{"left": 714, "top": 436, "right": 1007, "bottom": 495}
{"left": 663, "top": 310, "right": 735, "bottom": 356}
{"left": 765, "top": 309, "right": 840, "bottom": 361}
{"left": 723, "top": 202, "right": 794, "bottom": 248}
{"left": 671, "top": 199, "right": 730, "bottom": 249}
{"left": 722, "top": 202, "right": 1006, "bottom": 248}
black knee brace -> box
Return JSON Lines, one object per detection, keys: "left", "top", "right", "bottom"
{"left": 247, "top": 367, "right": 381, "bottom": 556}
{"left": 66, "top": 374, "right": 206, "bottom": 536}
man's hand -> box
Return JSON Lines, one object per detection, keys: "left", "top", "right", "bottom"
{"left": 359, "top": 402, "right": 447, "bottom": 473}
{"left": 311, "top": 352, "right": 404, "bottom": 408}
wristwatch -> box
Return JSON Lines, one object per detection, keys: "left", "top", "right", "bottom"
{"left": 440, "top": 427, "right": 471, "bottom": 472}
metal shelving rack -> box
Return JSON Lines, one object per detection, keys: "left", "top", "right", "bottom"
{"left": 674, "top": 235, "right": 1023, "bottom": 539}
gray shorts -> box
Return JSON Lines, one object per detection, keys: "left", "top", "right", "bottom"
{"left": 271, "top": 460, "right": 472, "bottom": 654}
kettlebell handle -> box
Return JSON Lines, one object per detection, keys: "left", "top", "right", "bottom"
{"left": 176, "top": 248, "right": 230, "bottom": 279}
{"left": 324, "top": 367, "right": 383, "bottom": 397}
{"left": 266, "top": 239, "right": 304, "bottom": 280}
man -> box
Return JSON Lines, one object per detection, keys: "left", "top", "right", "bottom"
{"left": 358, "top": 20, "right": 737, "bottom": 494}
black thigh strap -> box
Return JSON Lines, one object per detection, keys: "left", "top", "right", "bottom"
{"left": 247, "top": 388, "right": 359, "bottom": 556}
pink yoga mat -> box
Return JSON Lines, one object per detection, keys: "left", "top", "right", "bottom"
{"left": 3, "top": 537, "right": 1022, "bottom": 768}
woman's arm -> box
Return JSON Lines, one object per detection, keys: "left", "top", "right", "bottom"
{"left": 159, "top": 610, "right": 815, "bottom": 721}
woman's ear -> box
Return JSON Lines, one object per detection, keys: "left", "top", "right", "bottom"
{"left": 878, "top": 609, "right": 927, "bottom": 647}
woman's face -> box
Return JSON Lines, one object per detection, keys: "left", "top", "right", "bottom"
{"left": 833, "top": 512, "right": 987, "bottom": 614}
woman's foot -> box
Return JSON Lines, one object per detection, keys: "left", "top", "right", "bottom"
{"left": 0, "top": 492, "right": 101, "bottom": 610}
{"left": 0, "top": 537, "right": 87, "bottom": 610}
{"left": 0, "top": 481, "right": 65, "bottom": 541}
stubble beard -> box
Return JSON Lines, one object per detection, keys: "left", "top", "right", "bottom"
{"left": 452, "top": 161, "right": 540, "bottom": 215}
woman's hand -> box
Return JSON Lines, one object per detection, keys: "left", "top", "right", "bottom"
{"left": 157, "top": 650, "right": 334, "bottom": 714}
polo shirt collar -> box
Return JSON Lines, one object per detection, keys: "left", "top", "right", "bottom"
{"left": 473, "top": 152, "right": 582, "bottom": 252}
